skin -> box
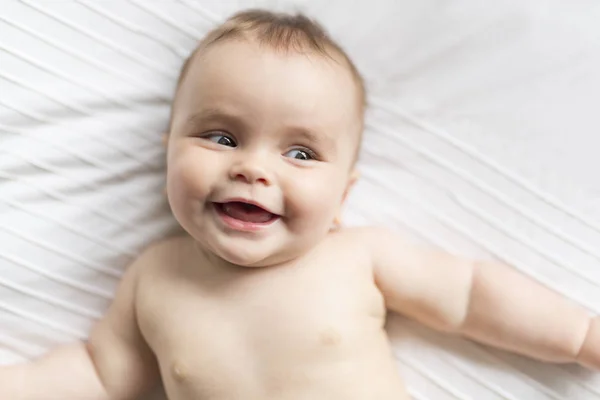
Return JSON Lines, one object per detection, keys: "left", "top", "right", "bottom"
{"left": 1, "top": 38, "right": 599, "bottom": 400}
{"left": 166, "top": 39, "right": 361, "bottom": 269}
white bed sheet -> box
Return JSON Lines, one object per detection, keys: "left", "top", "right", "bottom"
{"left": 1, "top": 1, "right": 600, "bottom": 399}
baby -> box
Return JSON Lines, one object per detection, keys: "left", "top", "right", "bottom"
{"left": 1, "top": 8, "right": 599, "bottom": 400}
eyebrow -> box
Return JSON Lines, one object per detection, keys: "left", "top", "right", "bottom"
{"left": 183, "top": 108, "right": 247, "bottom": 132}
{"left": 289, "top": 127, "right": 335, "bottom": 152}
{"left": 184, "top": 108, "right": 335, "bottom": 151}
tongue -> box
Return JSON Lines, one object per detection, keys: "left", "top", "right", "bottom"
{"left": 222, "top": 202, "right": 275, "bottom": 223}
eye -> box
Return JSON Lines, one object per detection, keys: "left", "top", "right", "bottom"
{"left": 205, "top": 133, "right": 237, "bottom": 147}
{"left": 284, "top": 148, "right": 316, "bottom": 161}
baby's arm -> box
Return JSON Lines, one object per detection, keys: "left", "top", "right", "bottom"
{"left": 366, "top": 227, "right": 600, "bottom": 369}
{"left": 0, "top": 247, "right": 160, "bottom": 400}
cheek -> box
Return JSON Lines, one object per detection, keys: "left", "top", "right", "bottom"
{"left": 167, "top": 146, "right": 222, "bottom": 205}
{"left": 283, "top": 169, "right": 346, "bottom": 226}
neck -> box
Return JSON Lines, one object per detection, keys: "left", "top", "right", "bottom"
{"left": 190, "top": 236, "right": 306, "bottom": 271}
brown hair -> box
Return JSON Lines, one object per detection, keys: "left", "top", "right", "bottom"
{"left": 171, "top": 9, "right": 366, "bottom": 160}
{"left": 174, "top": 9, "right": 365, "bottom": 110}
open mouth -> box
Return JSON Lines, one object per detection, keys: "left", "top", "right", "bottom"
{"left": 213, "top": 201, "right": 280, "bottom": 231}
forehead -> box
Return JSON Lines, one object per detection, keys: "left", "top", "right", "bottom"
{"left": 173, "top": 39, "right": 361, "bottom": 139}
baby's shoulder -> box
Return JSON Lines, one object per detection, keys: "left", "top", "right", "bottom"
{"left": 325, "top": 226, "right": 388, "bottom": 257}
{"left": 131, "top": 234, "right": 197, "bottom": 278}
{"left": 133, "top": 234, "right": 189, "bottom": 262}
{"left": 333, "top": 225, "right": 395, "bottom": 246}
{"left": 146, "top": 234, "right": 193, "bottom": 255}
{"left": 331, "top": 225, "right": 416, "bottom": 259}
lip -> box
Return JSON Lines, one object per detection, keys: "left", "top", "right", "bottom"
{"left": 220, "top": 197, "right": 279, "bottom": 216}
{"left": 211, "top": 201, "right": 280, "bottom": 232}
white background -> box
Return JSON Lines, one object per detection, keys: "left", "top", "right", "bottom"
{"left": 1, "top": 1, "right": 600, "bottom": 399}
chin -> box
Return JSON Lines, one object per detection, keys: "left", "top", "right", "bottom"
{"left": 219, "top": 249, "right": 273, "bottom": 268}
{"left": 208, "top": 239, "right": 275, "bottom": 268}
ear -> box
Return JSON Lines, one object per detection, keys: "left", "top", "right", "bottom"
{"left": 342, "top": 169, "right": 359, "bottom": 204}
{"left": 333, "top": 169, "right": 360, "bottom": 227}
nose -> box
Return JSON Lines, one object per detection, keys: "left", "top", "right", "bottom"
{"left": 229, "top": 152, "right": 272, "bottom": 186}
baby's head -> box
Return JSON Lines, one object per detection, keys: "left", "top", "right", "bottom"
{"left": 166, "top": 9, "right": 366, "bottom": 267}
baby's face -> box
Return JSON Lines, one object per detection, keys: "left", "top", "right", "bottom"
{"left": 167, "top": 39, "right": 362, "bottom": 267}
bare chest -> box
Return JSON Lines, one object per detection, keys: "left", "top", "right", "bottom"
{"left": 137, "top": 254, "right": 387, "bottom": 398}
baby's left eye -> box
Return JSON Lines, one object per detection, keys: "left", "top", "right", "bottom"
{"left": 284, "top": 149, "right": 316, "bottom": 161}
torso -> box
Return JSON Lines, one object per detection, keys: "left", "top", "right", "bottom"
{"left": 136, "top": 230, "right": 409, "bottom": 399}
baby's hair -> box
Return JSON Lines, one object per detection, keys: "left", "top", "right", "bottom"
{"left": 173, "top": 8, "right": 366, "bottom": 112}
{"left": 170, "top": 8, "right": 366, "bottom": 163}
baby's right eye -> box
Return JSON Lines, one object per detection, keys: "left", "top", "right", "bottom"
{"left": 205, "top": 132, "right": 237, "bottom": 147}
